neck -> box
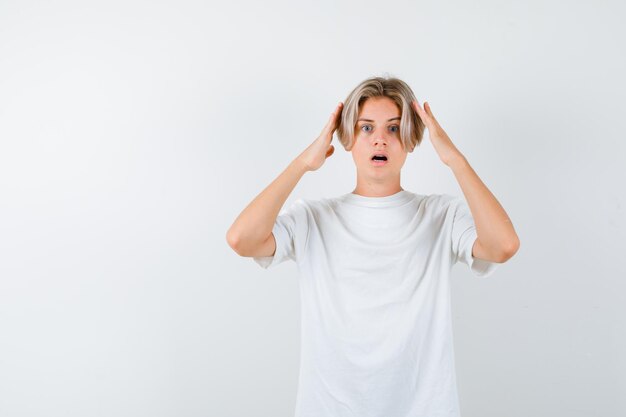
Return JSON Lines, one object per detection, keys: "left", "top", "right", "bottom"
{"left": 352, "top": 178, "right": 403, "bottom": 197}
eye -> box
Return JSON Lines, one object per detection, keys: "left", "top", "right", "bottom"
{"left": 360, "top": 124, "right": 399, "bottom": 133}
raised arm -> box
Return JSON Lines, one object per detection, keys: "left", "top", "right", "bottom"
{"left": 226, "top": 102, "right": 344, "bottom": 257}
{"left": 411, "top": 99, "right": 520, "bottom": 262}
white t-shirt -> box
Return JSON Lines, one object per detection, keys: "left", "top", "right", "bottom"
{"left": 253, "top": 190, "right": 499, "bottom": 417}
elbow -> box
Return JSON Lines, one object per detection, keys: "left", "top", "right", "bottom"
{"left": 500, "top": 237, "right": 520, "bottom": 262}
{"left": 226, "top": 228, "right": 262, "bottom": 257}
{"left": 226, "top": 228, "right": 243, "bottom": 255}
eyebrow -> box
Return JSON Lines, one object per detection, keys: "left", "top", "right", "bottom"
{"left": 357, "top": 117, "right": 401, "bottom": 122}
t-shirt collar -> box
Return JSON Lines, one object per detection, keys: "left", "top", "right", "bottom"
{"left": 338, "top": 189, "right": 413, "bottom": 207}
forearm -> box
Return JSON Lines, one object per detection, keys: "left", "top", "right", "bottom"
{"left": 226, "top": 157, "right": 308, "bottom": 253}
{"left": 448, "top": 154, "right": 520, "bottom": 256}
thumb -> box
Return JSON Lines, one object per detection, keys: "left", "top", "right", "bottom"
{"left": 325, "top": 145, "right": 335, "bottom": 158}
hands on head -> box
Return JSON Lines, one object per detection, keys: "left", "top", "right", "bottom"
{"left": 411, "top": 100, "right": 464, "bottom": 167}
{"left": 296, "top": 99, "right": 462, "bottom": 173}
{"left": 297, "top": 102, "right": 343, "bottom": 172}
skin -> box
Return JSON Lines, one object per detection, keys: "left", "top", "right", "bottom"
{"left": 295, "top": 102, "right": 341, "bottom": 172}
{"left": 229, "top": 97, "right": 519, "bottom": 262}
{"left": 310, "top": 96, "right": 519, "bottom": 261}
{"left": 411, "top": 99, "right": 463, "bottom": 166}
{"left": 349, "top": 96, "right": 408, "bottom": 197}
{"left": 412, "top": 98, "right": 520, "bottom": 261}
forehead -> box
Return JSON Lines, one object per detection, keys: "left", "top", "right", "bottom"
{"left": 357, "top": 97, "right": 400, "bottom": 122}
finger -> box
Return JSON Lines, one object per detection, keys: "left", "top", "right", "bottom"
{"left": 424, "top": 102, "right": 442, "bottom": 129}
{"left": 412, "top": 100, "right": 433, "bottom": 127}
{"left": 325, "top": 144, "right": 335, "bottom": 158}
{"left": 329, "top": 102, "right": 343, "bottom": 124}
{"left": 322, "top": 102, "right": 343, "bottom": 136}
{"left": 424, "top": 102, "right": 436, "bottom": 121}
{"left": 412, "top": 100, "right": 426, "bottom": 119}
{"left": 333, "top": 102, "right": 343, "bottom": 129}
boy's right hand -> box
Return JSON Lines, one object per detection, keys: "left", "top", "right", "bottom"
{"left": 296, "top": 102, "right": 343, "bottom": 172}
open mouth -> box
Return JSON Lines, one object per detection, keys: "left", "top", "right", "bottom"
{"left": 371, "top": 154, "right": 388, "bottom": 166}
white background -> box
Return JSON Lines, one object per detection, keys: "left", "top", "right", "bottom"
{"left": 1, "top": 0, "right": 624, "bottom": 416}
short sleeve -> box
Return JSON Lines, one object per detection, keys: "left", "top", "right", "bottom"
{"left": 253, "top": 199, "right": 309, "bottom": 269}
{"left": 450, "top": 197, "right": 500, "bottom": 278}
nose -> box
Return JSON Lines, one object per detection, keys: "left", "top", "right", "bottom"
{"left": 372, "top": 136, "right": 388, "bottom": 148}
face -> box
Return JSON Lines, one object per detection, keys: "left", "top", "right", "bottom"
{"left": 350, "top": 96, "right": 408, "bottom": 181}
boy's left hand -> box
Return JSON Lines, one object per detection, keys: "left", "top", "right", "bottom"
{"left": 412, "top": 100, "right": 464, "bottom": 166}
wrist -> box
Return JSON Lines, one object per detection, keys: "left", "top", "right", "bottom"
{"left": 291, "top": 157, "right": 310, "bottom": 175}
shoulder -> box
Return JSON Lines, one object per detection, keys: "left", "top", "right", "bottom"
{"left": 280, "top": 197, "right": 327, "bottom": 221}
{"left": 419, "top": 193, "right": 460, "bottom": 210}
{"left": 295, "top": 195, "right": 340, "bottom": 210}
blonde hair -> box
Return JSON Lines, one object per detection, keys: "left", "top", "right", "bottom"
{"left": 336, "top": 75, "right": 425, "bottom": 152}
